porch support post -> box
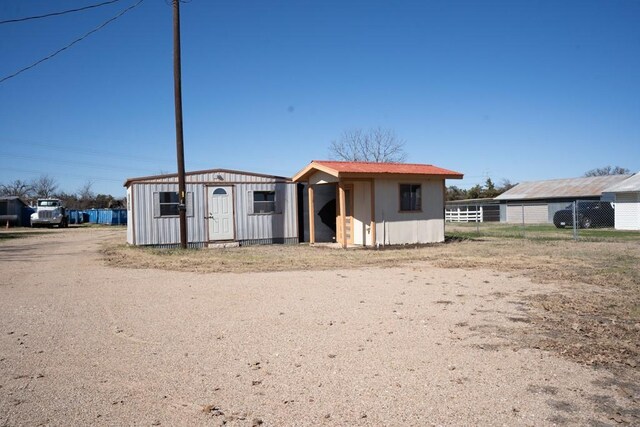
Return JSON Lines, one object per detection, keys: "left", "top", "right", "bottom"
{"left": 338, "top": 180, "right": 347, "bottom": 248}
{"left": 308, "top": 184, "right": 315, "bottom": 244}
{"left": 370, "top": 179, "right": 376, "bottom": 247}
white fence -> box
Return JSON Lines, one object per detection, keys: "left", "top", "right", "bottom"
{"left": 445, "top": 206, "right": 483, "bottom": 223}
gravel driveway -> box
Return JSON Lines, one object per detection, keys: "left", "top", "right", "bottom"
{"left": 0, "top": 229, "right": 633, "bottom": 426}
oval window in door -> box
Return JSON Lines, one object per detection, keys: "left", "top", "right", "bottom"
{"left": 213, "top": 188, "right": 227, "bottom": 195}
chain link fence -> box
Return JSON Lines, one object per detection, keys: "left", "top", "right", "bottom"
{"left": 445, "top": 199, "right": 637, "bottom": 242}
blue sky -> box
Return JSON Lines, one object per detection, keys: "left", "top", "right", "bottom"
{"left": 1, "top": 0, "right": 638, "bottom": 196}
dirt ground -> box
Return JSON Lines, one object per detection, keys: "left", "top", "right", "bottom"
{"left": 1, "top": 228, "right": 638, "bottom": 426}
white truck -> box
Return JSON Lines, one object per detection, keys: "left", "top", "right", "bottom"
{"left": 30, "top": 199, "right": 68, "bottom": 228}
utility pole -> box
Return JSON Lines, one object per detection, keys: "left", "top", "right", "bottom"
{"left": 173, "top": 0, "right": 187, "bottom": 249}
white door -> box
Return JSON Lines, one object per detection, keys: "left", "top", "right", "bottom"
{"left": 207, "top": 186, "right": 234, "bottom": 240}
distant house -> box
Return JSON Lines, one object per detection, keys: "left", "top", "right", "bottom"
{"left": 604, "top": 172, "right": 640, "bottom": 230}
{"left": 0, "top": 196, "right": 33, "bottom": 227}
{"left": 124, "top": 169, "right": 301, "bottom": 247}
{"left": 494, "top": 175, "right": 632, "bottom": 224}
{"left": 292, "top": 160, "right": 463, "bottom": 247}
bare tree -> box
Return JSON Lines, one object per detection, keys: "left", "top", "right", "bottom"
{"left": 76, "top": 180, "right": 95, "bottom": 210}
{"left": 31, "top": 175, "right": 58, "bottom": 199}
{"left": 498, "top": 179, "right": 515, "bottom": 192}
{"left": 584, "top": 166, "right": 631, "bottom": 177}
{"left": 329, "top": 127, "right": 407, "bottom": 162}
{"left": 0, "top": 179, "right": 33, "bottom": 199}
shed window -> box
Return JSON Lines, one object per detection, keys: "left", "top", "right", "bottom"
{"left": 253, "top": 191, "right": 276, "bottom": 214}
{"left": 159, "top": 192, "right": 179, "bottom": 216}
{"left": 399, "top": 184, "right": 422, "bottom": 212}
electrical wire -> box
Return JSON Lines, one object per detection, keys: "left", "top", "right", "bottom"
{"left": 1, "top": 166, "right": 124, "bottom": 183}
{"left": 1, "top": 138, "right": 214, "bottom": 170}
{"left": 0, "top": 0, "right": 145, "bottom": 84}
{"left": 0, "top": 0, "right": 123, "bottom": 25}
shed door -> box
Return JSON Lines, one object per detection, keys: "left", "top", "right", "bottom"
{"left": 207, "top": 186, "right": 234, "bottom": 241}
{"left": 506, "top": 203, "right": 548, "bottom": 224}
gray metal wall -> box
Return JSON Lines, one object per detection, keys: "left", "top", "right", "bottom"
{"left": 131, "top": 182, "right": 206, "bottom": 246}
{"left": 232, "top": 182, "right": 298, "bottom": 244}
{"left": 129, "top": 170, "right": 298, "bottom": 246}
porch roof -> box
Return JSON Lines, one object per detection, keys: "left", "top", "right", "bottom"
{"left": 292, "top": 160, "right": 463, "bottom": 182}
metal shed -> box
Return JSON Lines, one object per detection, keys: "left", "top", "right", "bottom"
{"left": 495, "top": 175, "right": 632, "bottom": 224}
{"left": 124, "top": 169, "right": 301, "bottom": 247}
{"left": 0, "top": 196, "right": 33, "bottom": 227}
{"left": 604, "top": 173, "right": 640, "bottom": 231}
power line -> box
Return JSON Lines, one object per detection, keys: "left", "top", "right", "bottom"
{"left": 0, "top": 0, "right": 145, "bottom": 84}
{"left": 0, "top": 0, "right": 123, "bottom": 25}
{"left": 1, "top": 138, "right": 214, "bottom": 170}
{"left": 2, "top": 152, "right": 165, "bottom": 175}
{"left": 3, "top": 139, "right": 177, "bottom": 166}
{"left": 1, "top": 166, "right": 123, "bottom": 183}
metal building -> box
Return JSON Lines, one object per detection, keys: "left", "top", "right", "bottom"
{"left": 495, "top": 174, "right": 632, "bottom": 224}
{"left": 124, "top": 169, "right": 301, "bottom": 247}
{"left": 604, "top": 172, "right": 640, "bottom": 230}
{"left": 0, "top": 196, "right": 33, "bottom": 227}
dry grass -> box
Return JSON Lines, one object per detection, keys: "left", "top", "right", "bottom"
{"left": 102, "top": 237, "right": 640, "bottom": 289}
{"left": 102, "top": 237, "right": 640, "bottom": 373}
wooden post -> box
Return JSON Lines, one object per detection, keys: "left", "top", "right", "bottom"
{"left": 173, "top": 0, "right": 188, "bottom": 249}
{"left": 308, "top": 184, "right": 315, "bottom": 244}
{"left": 370, "top": 179, "right": 376, "bottom": 247}
{"left": 338, "top": 181, "right": 347, "bottom": 249}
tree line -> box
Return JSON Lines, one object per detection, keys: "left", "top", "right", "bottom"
{"left": 446, "top": 178, "right": 515, "bottom": 201}
{"left": 0, "top": 175, "right": 125, "bottom": 209}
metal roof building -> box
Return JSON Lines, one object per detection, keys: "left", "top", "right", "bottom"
{"left": 292, "top": 160, "right": 463, "bottom": 247}
{"left": 495, "top": 175, "right": 632, "bottom": 201}
{"left": 124, "top": 169, "right": 301, "bottom": 248}
{"left": 0, "top": 196, "right": 33, "bottom": 227}
{"left": 494, "top": 174, "right": 632, "bottom": 224}
{"left": 604, "top": 173, "right": 640, "bottom": 230}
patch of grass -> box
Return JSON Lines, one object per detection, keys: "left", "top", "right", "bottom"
{"left": 446, "top": 222, "right": 640, "bottom": 242}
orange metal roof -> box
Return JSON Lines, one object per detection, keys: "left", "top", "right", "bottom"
{"left": 292, "top": 160, "right": 463, "bottom": 181}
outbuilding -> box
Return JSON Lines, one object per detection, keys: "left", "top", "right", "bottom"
{"left": 124, "top": 169, "right": 301, "bottom": 247}
{"left": 292, "top": 160, "right": 463, "bottom": 247}
{"left": 0, "top": 196, "right": 33, "bottom": 227}
{"left": 494, "top": 174, "right": 631, "bottom": 224}
{"left": 604, "top": 172, "right": 640, "bottom": 230}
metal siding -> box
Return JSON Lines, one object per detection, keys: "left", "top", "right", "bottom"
{"left": 496, "top": 174, "right": 632, "bottom": 201}
{"left": 126, "top": 187, "right": 133, "bottom": 244}
{"left": 605, "top": 173, "right": 640, "bottom": 192}
{"left": 146, "top": 170, "right": 278, "bottom": 184}
{"left": 130, "top": 172, "right": 298, "bottom": 246}
{"left": 133, "top": 183, "right": 207, "bottom": 246}
{"left": 506, "top": 203, "right": 548, "bottom": 224}
{"left": 234, "top": 182, "right": 298, "bottom": 243}
{"left": 615, "top": 192, "right": 640, "bottom": 230}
